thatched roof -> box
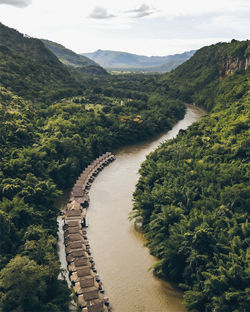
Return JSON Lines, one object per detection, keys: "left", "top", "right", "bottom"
{"left": 74, "top": 185, "right": 85, "bottom": 190}
{"left": 72, "top": 189, "right": 85, "bottom": 197}
{"left": 65, "top": 234, "right": 84, "bottom": 243}
{"left": 67, "top": 200, "right": 82, "bottom": 210}
{"left": 70, "top": 195, "right": 89, "bottom": 205}
{"left": 66, "top": 209, "right": 82, "bottom": 217}
{"left": 82, "top": 286, "right": 99, "bottom": 301}
{"left": 65, "top": 220, "right": 81, "bottom": 228}
{"left": 65, "top": 226, "right": 81, "bottom": 234}
{"left": 74, "top": 257, "right": 90, "bottom": 267}
{"left": 67, "top": 250, "right": 88, "bottom": 263}
{"left": 73, "top": 185, "right": 84, "bottom": 190}
{"left": 66, "top": 242, "right": 86, "bottom": 253}
{"left": 73, "top": 282, "right": 83, "bottom": 295}
{"left": 69, "top": 260, "right": 92, "bottom": 272}
{"left": 72, "top": 197, "right": 89, "bottom": 208}
{"left": 78, "top": 173, "right": 88, "bottom": 179}
{"left": 73, "top": 276, "right": 96, "bottom": 295}
{"left": 68, "top": 258, "right": 91, "bottom": 272}
{"left": 76, "top": 267, "right": 92, "bottom": 277}
{"left": 65, "top": 153, "right": 116, "bottom": 311}
{"left": 66, "top": 248, "right": 87, "bottom": 258}
{"left": 79, "top": 276, "right": 95, "bottom": 288}
{"left": 70, "top": 249, "right": 86, "bottom": 258}
{"left": 77, "top": 294, "right": 87, "bottom": 308}
{"left": 87, "top": 301, "right": 105, "bottom": 312}
{"left": 69, "top": 266, "right": 94, "bottom": 283}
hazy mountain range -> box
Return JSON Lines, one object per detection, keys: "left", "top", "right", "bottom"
{"left": 82, "top": 49, "right": 196, "bottom": 72}
{"left": 41, "top": 39, "right": 195, "bottom": 74}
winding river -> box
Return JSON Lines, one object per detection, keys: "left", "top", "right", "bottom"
{"left": 85, "top": 105, "right": 206, "bottom": 312}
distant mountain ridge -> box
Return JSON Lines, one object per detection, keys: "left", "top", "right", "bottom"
{"left": 42, "top": 40, "right": 108, "bottom": 75}
{"left": 81, "top": 49, "right": 196, "bottom": 72}
{"left": 42, "top": 39, "right": 97, "bottom": 66}
{"left": 0, "top": 22, "right": 78, "bottom": 101}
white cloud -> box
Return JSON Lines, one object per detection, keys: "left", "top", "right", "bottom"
{"left": 0, "top": 0, "right": 31, "bottom": 8}
{"left": 89, "top": 6, "right": 115, "bottom": 19}
{"left": 126, "top": 4, "right": 156, "bottom": 18}
{"left": 0, "top": 0, "right": 249, "bottom": 56}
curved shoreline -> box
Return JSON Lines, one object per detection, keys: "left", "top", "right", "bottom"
{"left": 86, "top": 105, "right": 206, "bottom": 312}
{"left": 57, "top": 105, "right": 206, "bottom": 312}
{"left": 61, "top": 152, "right": 115, "bottom": 312}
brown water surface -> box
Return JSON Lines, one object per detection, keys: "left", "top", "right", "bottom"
{"left": 86, "top": 106, "right": 206, "bottom": 312}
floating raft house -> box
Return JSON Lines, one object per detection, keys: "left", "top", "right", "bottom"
{"left": 62, "top": 152, "right": 115, "bottom": 312}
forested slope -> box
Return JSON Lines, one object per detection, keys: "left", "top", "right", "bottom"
{"left": 132, "top": 40, "right": 250, "bottom": 311}
{"left": 0, "top": 23, "right": 80, "bottom": 102}
{"left": 42, "top": 39, "right": 108, "bottom": 76}
{"left": 0, "top": 23, "right": 186, "bottom": 311}
{"left": 160, "top": 39, "right": 250, "bottom": 111}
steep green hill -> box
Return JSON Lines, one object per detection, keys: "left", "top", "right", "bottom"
{"left": 132, "top": 40, "right": 250, "bottom": 312}
{"left": 0, "top": 23, "right": 79, "bottom": 101}
{"left": 0, "top": 22, "right": 188, "bottom": 312}
{"left": 42, "top": 39, "right": 108, "bottom": 75}
{"left": 146, "top": 51, "right": 196, "bottom": 72}
{"left": 160, "top": 39, "right": 250, "bottom": 110}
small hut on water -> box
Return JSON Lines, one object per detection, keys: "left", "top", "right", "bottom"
{"left": 62, "top": 152, "right": 115, "bottom": 312}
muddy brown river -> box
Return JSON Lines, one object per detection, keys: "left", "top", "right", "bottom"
{"left": 84, "top": 105, "right": 206, "bottom": 312}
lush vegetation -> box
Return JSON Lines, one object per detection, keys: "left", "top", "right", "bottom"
{"left": 0, "top": 23, "right": 83, "bottom": 104}
{"left": 132, "top": 40, "right": 250, "bottom": 311}
{"left": 160, "top": 39, "right": 250, "bottom": 111}
{"left": 0, "top": 23, "right": 186, "bottom": 311}
{"left": 42, "top": 39, "right": 108, "bottom": 75}
{"left": 1, "top": 21, "right": 249, "bottom": 312}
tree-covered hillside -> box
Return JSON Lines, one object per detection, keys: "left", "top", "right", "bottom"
{"left": 132, "top": 40, "right": 250, "bottom": 311}
{"left": 42, "top": 39, "right": 108, "bottom": 76}
{"left": 0, "top": 23, "right": 80, "bottom": 102}
{"left": 160, "top": 39, "right": 250, "bottom": 111}
{"left": 0, "top": 23, "right": 186, "bottom": 311}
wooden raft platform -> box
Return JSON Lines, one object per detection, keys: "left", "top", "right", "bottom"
{"left": 62, "top": 152, "right": 115, "bottom": 312}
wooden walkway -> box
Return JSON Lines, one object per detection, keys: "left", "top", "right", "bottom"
{"left": 63, "top": 152, "right": 115, "bottom": 312}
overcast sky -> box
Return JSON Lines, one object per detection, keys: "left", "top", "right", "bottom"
{"left": 0, "top": 0, "right": 249, "bottom": 56}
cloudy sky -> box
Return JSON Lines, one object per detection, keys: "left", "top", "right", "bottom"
{"left": 0, "top": 0, "right": 249, "bottom": 56}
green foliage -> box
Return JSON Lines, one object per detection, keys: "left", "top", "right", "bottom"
{"left": 0, "top": 22, "right": 187, "bottom": 311}
{"left": 0, "top": 255, "right": 71, "bottom": 312}
{"left": 160, "top": 39, "right": 250, "bottom": 111}
{"left": 0, "top": 211, "right": 17, "bottom": 266}
{"left": 0, "top": 23, "right": 79, "bottom": 102}
{"left": 42, "top": 39, "right": 108, "bottom": 75}
{"left": 1, "top": 21, "right": 249, "bottom": 312}
{"left": 0, "top": 197, "right": 38, "bottom": 233}
{"left": 133, "top": 41, "right": 250, "bottom": 311}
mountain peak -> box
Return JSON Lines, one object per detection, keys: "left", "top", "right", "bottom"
{"left": 81, "top": 49, "right": 196, "bottom": 72}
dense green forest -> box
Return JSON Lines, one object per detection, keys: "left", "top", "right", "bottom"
{"left": 0, "top": 21, "right": 249, "bottom": 312}
{"left": 132, "top": 40, "right": 250, "bottom": 311}
{"left": 0, "top": 23, "right": 185, "bottom": 311}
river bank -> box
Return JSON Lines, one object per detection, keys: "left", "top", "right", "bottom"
{"left": 86, "top": 105, "right": 206, "bottom": 312}
{"left": 57, "top": 105, "right": 206, "bottom": 311}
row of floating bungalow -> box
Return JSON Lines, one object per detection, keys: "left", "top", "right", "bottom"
{"left": 63, "top": 152, "right": 115, "bottom": 312}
